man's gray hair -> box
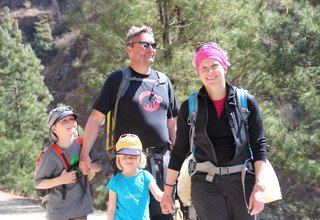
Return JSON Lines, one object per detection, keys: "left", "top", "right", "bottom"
{"left": 125, "top": 26, "right": 154, "bottom": 45}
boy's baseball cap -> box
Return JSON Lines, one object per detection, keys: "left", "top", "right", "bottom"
{"left": 116, "top": 134, "right": 142, "bottom": 156}
{"left": 47, "top": 106, "right": 78, "bottom": 143}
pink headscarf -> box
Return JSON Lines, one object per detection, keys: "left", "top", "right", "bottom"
{"left": 194, "top": 43, "right": 230, "bottom": 74}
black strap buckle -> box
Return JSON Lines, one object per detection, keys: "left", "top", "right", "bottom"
{"left": 188, "top": 159, "right": 196, "bottom": 175}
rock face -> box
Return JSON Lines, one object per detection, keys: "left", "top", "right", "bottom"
{"left": 2, "top": 1, "right": 89, "bottom": 124}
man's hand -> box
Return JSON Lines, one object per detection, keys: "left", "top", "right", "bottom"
{"left": 59, "top": 170, "right": 77, "bottom": 184}
{"left": 79, "top": 153, "right": 92, "bottom": 175}
{"left": 80, "top": 110, "right": 105, "bottom": 175}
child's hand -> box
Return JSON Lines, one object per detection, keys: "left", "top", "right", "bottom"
{"left": 79, "top": 155, "right": 92, "bottom": 175}
{"left": 59, "top": 169, "right": 77, "bottom": 184}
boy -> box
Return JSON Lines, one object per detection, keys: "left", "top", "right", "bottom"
{"left": 35, "top": 106, "right": 101, "bottom": 220}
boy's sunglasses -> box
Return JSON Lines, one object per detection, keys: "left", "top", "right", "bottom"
{"left": 128, "top": 41, "right": 157, "bottom": 49}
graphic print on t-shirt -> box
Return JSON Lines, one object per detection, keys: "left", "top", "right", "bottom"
{"left": 69, "top": 155, "right": 81, "bottom": 174}
{"left": 138, "top": 91, "right": 163, "bottom": 112}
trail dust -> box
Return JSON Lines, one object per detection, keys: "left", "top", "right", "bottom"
{"left": 0, "top": 191, "right": 106, "bottom": 220}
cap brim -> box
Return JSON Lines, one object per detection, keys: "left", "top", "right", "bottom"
{"left": 56, "top": 112, "right": 78, "bottom": 123}
{"left": 117, "top": 148, "right": 141, "bottom": 156}
{"left": 51, "top": 112, "right": 78, "bottom": 128}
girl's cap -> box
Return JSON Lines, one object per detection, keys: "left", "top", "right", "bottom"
{"left": 116, "top": 134, "right": 142, "bottom": 156}
{"left": 47, "top": 106, "right": 78, "bottom": 143}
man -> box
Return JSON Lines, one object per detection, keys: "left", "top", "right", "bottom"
{"left": 80, "top": 26, "right": 179, "bottom": 220}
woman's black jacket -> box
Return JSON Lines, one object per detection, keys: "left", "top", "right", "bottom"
{"left": 168, "top": 82, "right": 268, "bottom": 171}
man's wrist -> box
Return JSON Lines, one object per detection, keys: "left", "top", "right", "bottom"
{"left": 163, "top": 184, "right": 174, "bottom": 194}
{"left": 165, "top": 182, "right": 176, "bottom": 187}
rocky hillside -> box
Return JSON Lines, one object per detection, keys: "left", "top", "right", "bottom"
{"left": 1, "top": 0, "right": 91, "bottom": 127}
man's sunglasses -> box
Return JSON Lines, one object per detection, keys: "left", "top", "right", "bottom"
{"left": 128, "top": 41, "right": 157, "bottom": 49}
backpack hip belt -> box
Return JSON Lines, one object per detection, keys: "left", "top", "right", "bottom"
{"left": 190, "top": 159, "right": 254, "bottom": 182}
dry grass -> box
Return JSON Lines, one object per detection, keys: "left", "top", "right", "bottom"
{"left": 54, "top": 30, "right": 79, "bottom": 50}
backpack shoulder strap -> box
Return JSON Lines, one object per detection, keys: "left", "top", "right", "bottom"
{"left": 155, "top": 71, "right": 167, "bottom": 85}
{"left": 235, "top": 87, "right": 254, "bottom": 159}
{"left": 236, "top": 88, "right": 248, "bottom": 109}
{"left": 50, "top": 144, "right": 70, "bottom": 171}
{"left": 75, "top": 137, "right": 83, "bottom": 146}
{"left": 187, "top": 93, "right": 198, "bottom": 156}
{"left": 188, "top": 93, "right": 198, "bottom": 116}
{"left": 35, "top": 148, "right": 47, "bottom": 164}
{"left": 118, "top": 67, "right": 132, "bottom": 98}
{"left": 236, "top": 87, "right": 249, "bottom": 121}
{"left": 113, "top": 67, "right": 132, "bottom": 120}
{"left": 104, "top": 68, "right": 131, "bottom": 156}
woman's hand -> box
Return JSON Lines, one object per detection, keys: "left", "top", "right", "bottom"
{"left": 248, "top": 183, "right": 265, "bottom": 215}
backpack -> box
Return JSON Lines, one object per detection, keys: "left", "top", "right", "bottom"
{"left": 104, "top": 67, "right": 167, "bottom": 160}
{"left": 189, "top": 88, "right": 253, "bottom": 159}
{"left": 177, "top": 88, "right": 252, "bottom": 206}
{"left": 177, "top": 87, "right": 282, "bottom": 207}
{"left": 34, "top": 137, "right": 86, "bottom": 207}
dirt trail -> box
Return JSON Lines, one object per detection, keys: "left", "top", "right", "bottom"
{"left": 0, "top": 191, "right": 106, "bottom": 220}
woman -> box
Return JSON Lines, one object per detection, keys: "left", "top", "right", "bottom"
{"left": 160, "top": 43, "right": 267, "bottom": 220}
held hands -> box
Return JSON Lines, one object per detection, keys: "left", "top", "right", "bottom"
{"left": 160, "top": 192, "right": 174, "bottom": 215}
{"left": 59, "top": 169, "right": 77, "bottom": 184}
{"left": 79, "top": 153, "right": 92, "bottom": 175}
{"left": 248, "top": 184, "right": 265, "bottom": 215}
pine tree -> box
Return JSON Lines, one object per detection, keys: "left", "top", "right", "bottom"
{"left": 0, "top": 7, "right": 52, "bottom": 194}
{"left": 32, "top": 16, "right": 56, "bottom": 64}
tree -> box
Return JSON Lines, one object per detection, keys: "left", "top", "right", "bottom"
{"left": 32, "top": 15, "right": 56, "bottom": 64}
{"left": 0, "top": 7, "right": 52, "bottom": 194}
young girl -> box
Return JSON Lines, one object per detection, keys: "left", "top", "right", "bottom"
{"left": 106, "top": 134, "right": 164, "bottom": 220}
{"left": 34, "top": 106, "right": 101, "bottom": 220}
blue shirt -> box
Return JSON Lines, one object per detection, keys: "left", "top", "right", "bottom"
{"left": 106, "top": 169, "right": 154, "bottom": 220}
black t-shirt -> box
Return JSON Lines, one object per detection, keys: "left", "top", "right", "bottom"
{"left": 93, "top": 67, "right": 179, "bottom": 148}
